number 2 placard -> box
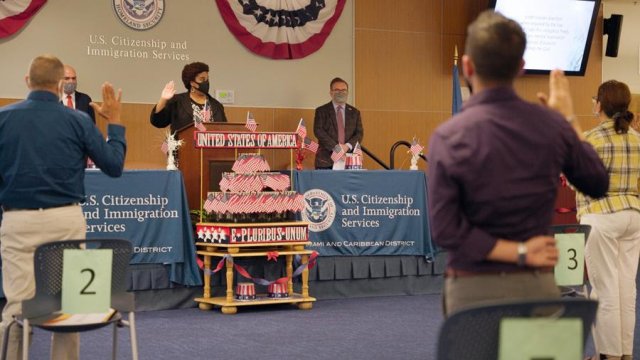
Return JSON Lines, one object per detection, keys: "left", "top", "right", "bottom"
{"left": 62, "top": 249, "right": 113, "bottom": 314}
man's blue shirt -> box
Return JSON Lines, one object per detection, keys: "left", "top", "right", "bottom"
{"left": 0, "top": 90, "right": 126, "bottom": 209}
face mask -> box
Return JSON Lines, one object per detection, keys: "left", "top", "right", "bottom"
{"left": 195, "top": 80, "right": 209, "bottom": 94}
{"left": 63, "top": 82, "right": 76, "bottom": 95}
{"left": 332, "top": 92, "right": 348, "bottom": 104}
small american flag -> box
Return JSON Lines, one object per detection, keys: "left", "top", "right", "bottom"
{"left": 203, "top": 194, "right": 215, "bottom": 213}
{"left": 331, "top": 144, "right": 345, "bottom": 162}
{"left": 410, "top": 139, "right": 424, "bottom": 157}
{"left": 246, "top": 111, "right": 257, "bottom": 132}
{"left": 302, "top": 137, "right": 318, "bottom": 153}
{"left": 201, "top": 101, "right": 211, "bottom": 122}
{"left": 160, "top": 140, "right": 169, "bottom": 154}
{"left": 353, "top": 141, "right": 362, "bottom": 156}
{"left": 296, "top": 118, "right": 307, "bottom": 139}
{"left": 195, "top": 121, "right": 206, "bottom": 131}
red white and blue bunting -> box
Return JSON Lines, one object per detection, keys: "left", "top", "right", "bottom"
{"left": 198, "top": 252, "right": 319, "bottom": 286}
{"left": 0, "top": 0, "right": 47, "bottom": 38}
{"left": 215, "top": 0, "right": 346, "bottom": 60}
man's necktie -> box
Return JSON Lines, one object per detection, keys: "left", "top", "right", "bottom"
{"left": 336, "top": 105, "right": 345, "bottom": 144}
{"left": 66, "top": 95, "right": 73, "bottom": 108}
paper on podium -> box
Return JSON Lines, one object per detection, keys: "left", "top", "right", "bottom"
{"left": 332, "top": 159, "right": 345, "bottom": 170}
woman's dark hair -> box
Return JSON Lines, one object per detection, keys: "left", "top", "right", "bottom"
{"left": 181, "top": 62, "right": 209, "bottom": 90}
{"left": 597, "top": 80, "right": 634, "bottom": 134}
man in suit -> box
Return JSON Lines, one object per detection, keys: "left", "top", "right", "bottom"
{"left": 313, "top": 77, "right": 364, "bottom": 169}
{"left": 61, "top": 64, "right": 96, "bottom": 123}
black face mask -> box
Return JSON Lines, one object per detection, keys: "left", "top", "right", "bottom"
{"left": 195, "top": 80, "right": 209, "bottom": 94}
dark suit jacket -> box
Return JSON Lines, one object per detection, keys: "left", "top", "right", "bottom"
{"left": 313, "top": 101, "right": 364, "bottom": 168}
{"left": 74, "top": 91, "right": 95, "bottom": 123}
{"left": 150, "top": 92, "right": 227, "bottom": 133}
{"left": 61, "top": 91, "right": 95, "bottom": 123}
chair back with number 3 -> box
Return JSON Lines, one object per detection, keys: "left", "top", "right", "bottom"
{"left": 550, "top": 224, "right": 591, "bottom": 297}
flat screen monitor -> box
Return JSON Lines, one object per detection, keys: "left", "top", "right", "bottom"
{"left": 488, "top": 0, "right": 601, "bottom": 76}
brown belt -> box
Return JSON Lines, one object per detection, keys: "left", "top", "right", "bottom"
{"left": 445, "top": 267, "right": 553, "bottom": 278}
{"left": 1, "top": 202, "right": 77, "bottom": 212}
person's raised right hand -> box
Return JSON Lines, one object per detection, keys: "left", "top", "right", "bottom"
{"left": 161, "top": 80, "right": 176, "bottom": 100}
{"left": 536, "top": 69, "right": 574, "bottom": 118}
{"left": 524, "top": 235, "right": 558, "bottom": 267}
{"left": 90, "top": 82, "right": 122, "bottom": 125}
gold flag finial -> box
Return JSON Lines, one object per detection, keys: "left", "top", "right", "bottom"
{"left": 454, "top": 45, "right": 459, "bottom": 66}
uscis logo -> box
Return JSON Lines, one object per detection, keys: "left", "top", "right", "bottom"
{"left": 113, "top": 0, "right": 165, "bottom": 30}
{"left": 302, "top": 189, "right": 336, "bottom": 232}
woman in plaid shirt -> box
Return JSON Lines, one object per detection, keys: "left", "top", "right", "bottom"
{"left": 577, "top": 80, "right": 640, "bottom": 360}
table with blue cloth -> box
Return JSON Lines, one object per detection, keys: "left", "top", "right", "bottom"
{"left": 83, "top": 170, "right": 201, "bottom": 289}
{"left": 293, "top": 170, "right": 435, "bottom": 257}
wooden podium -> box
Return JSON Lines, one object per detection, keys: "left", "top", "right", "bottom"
{"left": 177, "top": 122, "right": 246, "bottom": 210}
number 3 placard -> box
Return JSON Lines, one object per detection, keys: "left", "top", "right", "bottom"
{"left": 62, "top": 249, "right": 113, "bottom": 314}
{"left": 553, "top": 233, "right": 585, "bottom": 286}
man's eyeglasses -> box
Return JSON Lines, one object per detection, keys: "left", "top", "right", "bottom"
{"left": 331, "top": 89, "right": 348, "bottom": 93}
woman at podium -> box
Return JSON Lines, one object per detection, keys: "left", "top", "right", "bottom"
{"left": 150, "top": 61, "right": 227, "bottom": 133}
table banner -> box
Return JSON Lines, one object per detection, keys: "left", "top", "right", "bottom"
{"left": 83, "top": 170, "right": 201, "bottom": 286}
{"left": 294, "top": 170, "right": 433, "bottom": 257}
{"left": 84, "top": 170, "right": 191, "bottom": 264}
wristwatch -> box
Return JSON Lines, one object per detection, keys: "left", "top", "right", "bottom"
{"left": 517, "top": 243, "right": 527, "bottom": 267}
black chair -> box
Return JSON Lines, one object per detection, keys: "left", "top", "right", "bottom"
{"left": 550, "top": 224, "right": 591, "bottom": 297}
{"left": 1, "top": 239, "right": 138, "bottom": 360}
{"left": 436, "top": 298, "right": 598, "bottom": 360}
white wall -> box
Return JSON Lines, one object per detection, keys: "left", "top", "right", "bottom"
{"left": 602, "top": 1, "right": 640, "bottom": 92}
{"left": 0, "top": 0, "right": 354, "bottom": 108}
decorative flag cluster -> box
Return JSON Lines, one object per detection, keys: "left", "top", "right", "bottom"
{"left": 203, "top": 192, "right": 305, "bottom": 214}
{"left": 232, "top": 153, "right": 270, "bottom": 173}
{"left": 331, "top": 144, "right": 345, "bottom": 162}
{"left": 219, "top": 173, "right": 290, "bottom": 192}
{"left": 245, "top": 111, "right": 257, "bottom": 132}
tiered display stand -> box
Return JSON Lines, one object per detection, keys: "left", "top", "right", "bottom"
{"left": 192, "top": 129, "right": 316, "bottom": 314}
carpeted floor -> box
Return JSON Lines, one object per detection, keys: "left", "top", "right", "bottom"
{"left": 20, "top": 270, "right": 640, "bottom": 359}
{"left": 24, "top": 292, "right": 640, "bottom": 360}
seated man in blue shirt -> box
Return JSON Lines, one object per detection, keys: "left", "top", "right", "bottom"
{"left": 427, "top": 11, "right": 608, "bottom": 315}
{"left": 0, "top": 54, "right": 126, "bottom": 359}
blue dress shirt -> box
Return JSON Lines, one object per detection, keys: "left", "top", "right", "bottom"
{"left": 0, "top": 90, "right": 126, "bottom": 209}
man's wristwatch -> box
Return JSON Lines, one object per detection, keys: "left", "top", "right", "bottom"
{"left": 517, "top": 243, "right": 527, "bottom": 267}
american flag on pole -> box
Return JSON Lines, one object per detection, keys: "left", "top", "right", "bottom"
{"left": 410, "top": 138, "right": 424, "bottom": 157}
{"left": 296, "top": 118, "right": 307, "bottom": 139}
{"left": 302, "top": 137, "right": 319, "bottom": 153}
{"left": 245, "top": 111, "right": 257, "bottom": 132}
{"left": 353, "top": 141, "right": 362, "bottom": 156}
{"left": 452, "top": 46, "right": 463, "bottom": 115}
{"left": 331, "top": 144, "right": 345, "bottom": 162}
{"left": 160, "top": 140, "right": 169, "bottom": 154}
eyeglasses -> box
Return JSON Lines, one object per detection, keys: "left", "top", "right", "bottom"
{"left": 331, "top": 89, "right": 348, "bottom": 93}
